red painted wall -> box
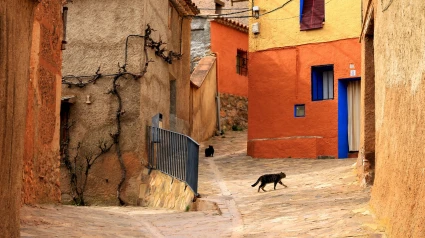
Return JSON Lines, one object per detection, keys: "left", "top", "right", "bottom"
{"left": 210, "top": 21, "right": 248, "bottom": 97}
{"left": 248, "top": 38, "right": 361, "bottom": 158}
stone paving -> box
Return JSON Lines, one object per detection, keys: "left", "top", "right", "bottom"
{"left": 21, "top": 131, "right": 385, "bottom": 237}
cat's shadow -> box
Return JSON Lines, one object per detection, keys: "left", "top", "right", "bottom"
{"left": 256, "top": 187, "right": 288, "bottom": 193}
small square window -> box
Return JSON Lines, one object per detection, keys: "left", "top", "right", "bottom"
{"left": 295, "top": 104, "right": 305, "bottom": 117}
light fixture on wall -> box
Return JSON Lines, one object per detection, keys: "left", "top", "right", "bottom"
{"left": 85, "top": 95, "right": 91, "bottom": 104}
{"left": 252, "top": 6, "right": 260, "bottom": 19}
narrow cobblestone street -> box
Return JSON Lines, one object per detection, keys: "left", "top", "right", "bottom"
{"left": 21, "top": 131, "right": 384, "bottom": 237}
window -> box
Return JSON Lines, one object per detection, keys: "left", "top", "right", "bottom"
{"left": 294, "top": 104, "right": 305, "bottom": 117}
{"left": 300, "top": 0, "right": 325, "bottom": 30}
{"left": 215, "top": 0, "right": 224, "bottom": 14}
{"left": 236, "top": 49, "right": 248, "bottom": 76}
{"left": 311, "top": 65, "right": 334, "bottom": 101}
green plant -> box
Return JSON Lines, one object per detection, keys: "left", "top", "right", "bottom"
{"left": 232, "top": 125, "right": 243, "bottom": 131}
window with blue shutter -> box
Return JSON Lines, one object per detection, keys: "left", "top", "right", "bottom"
{"left": 311, "top": 65, "right": 334, "bottom": 101}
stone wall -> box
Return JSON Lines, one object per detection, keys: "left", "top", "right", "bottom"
{"left": 0, "top": 1, "right": 36, "bottom": 235}
{"left": 190, "top": 0, "right": 248, "bottom": 71}
{"left": 191, "top": 18, "right": 211, "bottom": 71}
{"left": 220, "top": 93, "right": 248, "bottom": 131}
{"left": 22, "top": 0, "right": 63, "bottom": 205}
{"left": 138, "top": 169, "right": 195, "bottom": 211}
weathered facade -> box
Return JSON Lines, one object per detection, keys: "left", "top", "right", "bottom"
{"left": 247, "top": 0, "right": 362, "bottom": 159}
{"left": 360, "top": 0, "right": 425, "bottom": 236}
{"left": 1, "top": 0, "right": 63, "bottom": 235}
{"left": 357, "top": 0, "right": 377, "bottom": 187}
{"left": 61, "top": 0, "right": 198, "bottom": 205}
{"left": 211, "top": 18, "right": 249, "bottom": 130}
{"left": 1, "top": 1, "right": 36, "bottom": 235}
{"left": 23, "top": 0, "right": 64, "bottom": 205}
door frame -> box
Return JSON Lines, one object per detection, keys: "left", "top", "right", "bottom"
{"left": 338, "top": 77, "right": 361, "bottom": 158}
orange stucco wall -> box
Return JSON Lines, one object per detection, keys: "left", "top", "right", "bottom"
{"left": 248, "top": 38, "right": 361, "bottom": 158}
{"left": 210, "top": 21, "right": 248, "bottom": 97}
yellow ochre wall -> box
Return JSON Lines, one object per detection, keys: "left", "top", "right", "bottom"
{"left": 249, "top": 0, "right": 361, "bottom": 51}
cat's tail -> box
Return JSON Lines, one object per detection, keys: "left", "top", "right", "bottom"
{"left": 251, "top": 178, "right": 260, "bottom": 187}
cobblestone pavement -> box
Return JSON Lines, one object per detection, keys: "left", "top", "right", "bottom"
{"left": 21, "top": 131, "right": 385, "bottom": 237}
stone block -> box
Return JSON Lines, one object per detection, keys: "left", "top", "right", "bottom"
{"left": 136, "top": 170, "right": 194, "bottom": 211}
{"left": 317, "top": 155, "right": 336, "bottom": 159}
{"left": 139, "top": 184, "right": 147, "bottom": 198}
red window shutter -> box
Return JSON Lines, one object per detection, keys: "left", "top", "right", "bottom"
{"left": 300, "top": 0, "right": 325, "bottom": 31}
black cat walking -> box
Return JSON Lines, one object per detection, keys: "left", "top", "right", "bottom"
{"left": 251, "top": 172, "right": 287, "bottom": 192}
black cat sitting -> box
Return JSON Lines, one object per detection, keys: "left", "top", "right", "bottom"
{"left": 205, "top": 145, "right": 214, "bottom": 157}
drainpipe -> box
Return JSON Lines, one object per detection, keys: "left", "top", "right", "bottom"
{"left": 216, "top": 95, "right": 221, "bottom": 133}
{"left": 214, "top": 52, "right": 221, "bottom": 133}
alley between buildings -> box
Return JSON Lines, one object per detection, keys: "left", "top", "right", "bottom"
{"left": 21, "top": 131, "right": 384, "bottom": 237}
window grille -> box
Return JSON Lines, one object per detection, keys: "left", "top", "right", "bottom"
{"left": 236, "top": 49, "right": 248, "bottom": 76}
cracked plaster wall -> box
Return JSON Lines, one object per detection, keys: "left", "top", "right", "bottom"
{"left": 61, "top": 0, "right": 192, "bottom": 205}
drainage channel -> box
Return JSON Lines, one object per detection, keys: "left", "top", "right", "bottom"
{"left": 207, "top": 151, "right": 245, "bottom": 238}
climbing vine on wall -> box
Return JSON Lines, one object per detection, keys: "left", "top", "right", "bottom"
{"left": 61, "top": 24, "right": 182, "bottom": 205}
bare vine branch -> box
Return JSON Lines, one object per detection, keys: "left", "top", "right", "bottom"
{"left": 111, "top": 74, "right": 126, "bottom": 205}
{"left": 62, "top": 24, "right": 179, "bottom": 88}
{"left": 61, "top": 24, "right": 183, "bottom": 206}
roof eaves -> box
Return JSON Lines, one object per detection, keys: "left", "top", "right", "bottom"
{"left": 213, "top": 17, "right": 249, "bottom": 33}
{"left": 190, "top": 56, "right": 217, "bottom": 88}
{"left": 170, "top": 0, "right": 200, "bottom": 16}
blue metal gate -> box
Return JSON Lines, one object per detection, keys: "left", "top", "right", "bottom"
{"left": 147, "top": 126, "right": 199, "bottom": 194}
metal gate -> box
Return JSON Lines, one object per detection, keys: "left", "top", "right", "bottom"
{"left": 147, "top": 126, "right": 199, "bottom": 194}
